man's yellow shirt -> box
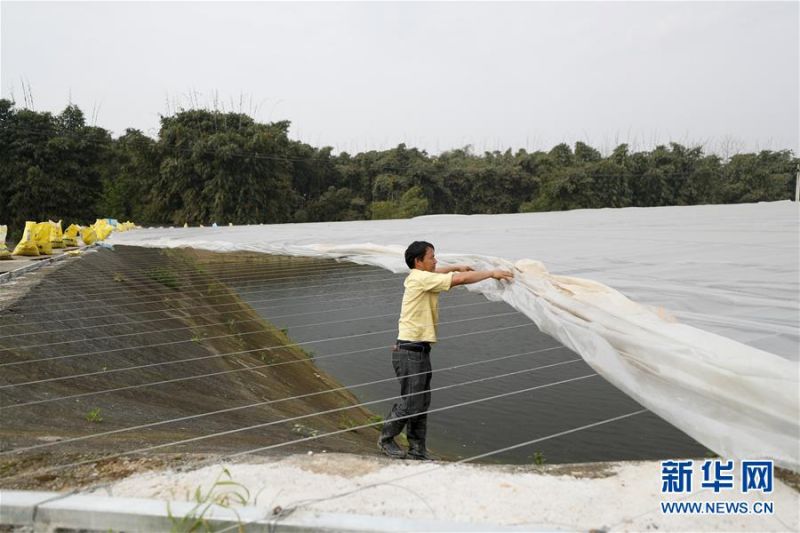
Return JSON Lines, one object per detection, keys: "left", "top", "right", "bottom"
{"left": 397, "top": 269, "right": 454, "bottom": 343}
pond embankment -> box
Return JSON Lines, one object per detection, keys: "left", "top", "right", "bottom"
{"left": 0, "top": 246, "right": 378, "bottom": 490}
{"left": 1, "top": 246, "right": 798, "bottom": 532}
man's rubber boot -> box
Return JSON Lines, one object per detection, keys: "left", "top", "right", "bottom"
{"left": 378, "top": 438, "right": 406, "bottom": 459}
{"left": 407, "top": 445, "right": 434, "bottom": 461}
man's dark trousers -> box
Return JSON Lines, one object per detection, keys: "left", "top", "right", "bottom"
{"left": 379, "top": 344, "right": 432, "bottom": 454}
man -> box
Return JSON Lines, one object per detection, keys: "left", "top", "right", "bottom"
{"left": 378, "top": 241, "right": 514, "bottom": 460}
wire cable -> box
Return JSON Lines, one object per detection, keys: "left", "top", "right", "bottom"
{"left": 6, "top": 271, "right": 406, "bottom": 317}
{"left": 0, "top": 309, "right": 521, "bottom": 368}
{"left": 0, "top": 285, "right": 473, "bottom": 340}
{"left": 0, "top": 276, "right": 411, "bottom": 350}
{"left": 1, "top": 321, "right": 534, "bottom": 388}
{"left": 0, "top": 284, "right": 407, "bottom": 332}
{"left": 0, "top": 281, "right": 407, "bottom": 329}
{"left": 0, "top": 300, "right": 510, "bottom": 395}
{"left": 1, "top": 344, "right": 565, "bottom": 452}
{"left": 16, "top": 264, "right": 385, "bottom": 305}
{"left": 242, "top": 408, "right": 649, "bottom": 533}
{"left": 20, "top": 258, "right": 383, "bottom": 298}
{"left": 5, "top": 369, "right": 598, "bottom": 483}
{"left": 0, "top": 298, "right": 491, "bottom": 353}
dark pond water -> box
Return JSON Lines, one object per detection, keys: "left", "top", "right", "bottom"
{"left": 228, "top": 257, "right": 708, "bottom": 465}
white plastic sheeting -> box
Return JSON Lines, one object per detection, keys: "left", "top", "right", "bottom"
{"left": 112, "top": 201, "right": 800, "bottom": 471}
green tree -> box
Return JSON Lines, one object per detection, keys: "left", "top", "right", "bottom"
{"left": 149, "top": 110, "right": 295, "bottom": 225}
{"left": 0, "top": 100, "right": 111, "bottom": 239}
{"left": 721, "top": 151, "right": 794, "bottom": 203}
{"left": 574, "top": 141, "right": 602, "bottom": 164}
{"left": 369, "top": 185, "right": 428, "bottom": 219}
{"left": 99, "top": 128, "right": 159, "bottom": 220}
{"left": 1, "top": 97, "right": 796, "bottom": 233}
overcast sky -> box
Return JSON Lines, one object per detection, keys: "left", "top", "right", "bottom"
{"left": 2, "top": 1, "right": 797, "bottom": 155}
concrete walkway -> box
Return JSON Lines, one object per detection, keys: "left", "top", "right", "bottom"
{"left": 4, "top": 454, "right": 795, "bottom": 531}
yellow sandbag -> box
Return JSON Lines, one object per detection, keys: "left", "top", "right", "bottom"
{"left": 93, "top": 219, "right": 113, "bottom": 240}
{"left": 96, "top": 224, "right": 113, "bottom": 240}
{"left": 63, "top": 224, "right": 80, "bottom": 247}
{"left": 33, "top": 222, "right": 52, "bottom": 255}
{"left": 93, "top": 218, "right": 105, "bottom": 235}
{"left": 81, "top": 226, "right": 98, "bottom": 245}
{"left": 0, "top": 225, "right": 11, "bottom": 260}
{"left": 49, "top": 220, "right": 64, "bottom": 249}
{"left": 12, "top": 221, "right": 40, "bottom": 256}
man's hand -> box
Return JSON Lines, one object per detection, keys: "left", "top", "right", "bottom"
{"left": 491, "top": 269, "right": 514, "bottom": 281}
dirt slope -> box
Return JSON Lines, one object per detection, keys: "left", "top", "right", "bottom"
{"left": 0, "top": 246, "right": 378, "bottom": 490}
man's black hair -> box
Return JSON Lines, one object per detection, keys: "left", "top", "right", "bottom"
{"left": 405, "top": 241, "right": 434, "bottom": 269}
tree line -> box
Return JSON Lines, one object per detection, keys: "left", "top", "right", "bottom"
{"left": 1, "top": 99, "right": 796, "bottom": 240}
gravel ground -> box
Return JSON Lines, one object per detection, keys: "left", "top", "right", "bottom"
{"left": 99, "top": 452, "right": 800, "bottom": 531}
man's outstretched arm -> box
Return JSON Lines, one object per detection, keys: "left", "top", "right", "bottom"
{"left": 451, "top": 268, "right": 513, "bottom": 287}
{"left": 435, "top": 264, "right": 473, "bottom": 274}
